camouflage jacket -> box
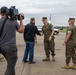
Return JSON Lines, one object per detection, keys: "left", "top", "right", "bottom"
{"left": 66, "top": 26, "right": 73, "bottom": 46}
{"left": 71, "top": 26, "right": 76, "bottom": 46}
{"left": 42, "top": 23, "right": 54, "bottom": 41}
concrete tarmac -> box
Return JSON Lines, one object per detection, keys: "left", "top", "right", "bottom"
{"left": 0, "top": 32, "right": 76, "bottom": 75}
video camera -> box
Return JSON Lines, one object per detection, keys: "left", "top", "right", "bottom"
{"left": 0, "top": 6, "right": 24, "bottom": 20}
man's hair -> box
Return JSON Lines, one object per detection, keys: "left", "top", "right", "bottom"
{"left": 30, "top": 18, "right": 35, "bottom": 22}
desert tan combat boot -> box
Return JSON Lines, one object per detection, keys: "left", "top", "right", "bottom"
{"left": 52, "top": 56, "right": 55, "bottom": 61}
{"left": 71, "top": 64, "right": 76, "bottom": 69}
{"left": 61, "top": 64, "right": 70, "bottom": 69}
{"left": 42, "top": 58, "right": 50, "bottom": 61}
{"left": 0, "top": 56, "right": 4, "bottom": 60}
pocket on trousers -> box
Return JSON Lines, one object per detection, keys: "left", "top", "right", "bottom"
{"left": 1, "top": 45, "right": 17, "bottom": 51}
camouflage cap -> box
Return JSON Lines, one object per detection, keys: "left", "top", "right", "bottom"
{"left": 69, "top": 18, "right": 75, "bottom": 21}
{"left": 42, "top": 17, "right": 47, "bottom": 21}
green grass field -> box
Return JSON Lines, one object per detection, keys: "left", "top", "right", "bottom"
{"left": 59, "top": 29, "right": 67, "bottom": 33}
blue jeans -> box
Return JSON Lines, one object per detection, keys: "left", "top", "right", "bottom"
{"left": 23, "top": 41, "right": 34, "bottom": 63}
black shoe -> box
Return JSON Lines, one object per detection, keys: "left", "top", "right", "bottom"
{"left": 22, "top": 60, "right": 28, "bottom": 63}
{"left": 29, "top": 61, "right": 36, "bottom": 64}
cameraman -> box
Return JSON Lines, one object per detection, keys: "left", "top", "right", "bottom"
{"left": 0, "top": 6, "right": 24, "bottom": 75}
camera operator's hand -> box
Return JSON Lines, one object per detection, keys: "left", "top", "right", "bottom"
{"left": 20, "top": 13, "right": 24, "bottom": 20}
{"left": 17, "top": 13, "right": 24, "bottom": 33}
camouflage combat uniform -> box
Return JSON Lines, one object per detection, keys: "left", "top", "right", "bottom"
{"left": 66, "top": 26, "right": 76, "bottom": 64}
{"left": 42, "top": 23, "right": 55, "bottom": 58}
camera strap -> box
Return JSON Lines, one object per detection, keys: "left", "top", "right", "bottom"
{"left": 0, "top": 18, "right": 8, "bottom": 38}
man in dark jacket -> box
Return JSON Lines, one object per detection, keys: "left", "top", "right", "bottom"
{"left": 23, "top": 18, "right": 41, "bottom": 64}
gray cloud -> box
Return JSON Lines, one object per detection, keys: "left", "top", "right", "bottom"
{"left": 0, "top": 0, "right": 76, "bottom": 26}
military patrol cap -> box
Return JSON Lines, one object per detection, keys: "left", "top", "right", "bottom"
{"left": 68, "top": 18, "right": 75, "bottom": 21}
{"left": 42, "top": 17, "right": 47, "bottom": 21}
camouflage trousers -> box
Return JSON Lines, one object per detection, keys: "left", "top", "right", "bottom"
{"left": 65, "top": 45, "right": 76, "bottom": 64}
{"left": 44, "top": 40, "right": 55, "bottom": 58}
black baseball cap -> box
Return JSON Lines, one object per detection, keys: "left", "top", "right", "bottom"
{"left": 0, "top": 6, "right": 8, "bottom": 13}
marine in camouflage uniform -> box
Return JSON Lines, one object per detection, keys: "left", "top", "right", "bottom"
{"left": 42, "top": 17, "right": 55, "bottom": 61}
{"left": 62, "top": 18, "right": 76, "bottom": 69}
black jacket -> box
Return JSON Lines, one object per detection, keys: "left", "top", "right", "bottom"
{"left": 24, "top": 22, "right": 41, "bottom": 42}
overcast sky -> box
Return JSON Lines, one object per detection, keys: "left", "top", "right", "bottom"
{"left": 0, "top": 0, "right": 76, "bottom": 26}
